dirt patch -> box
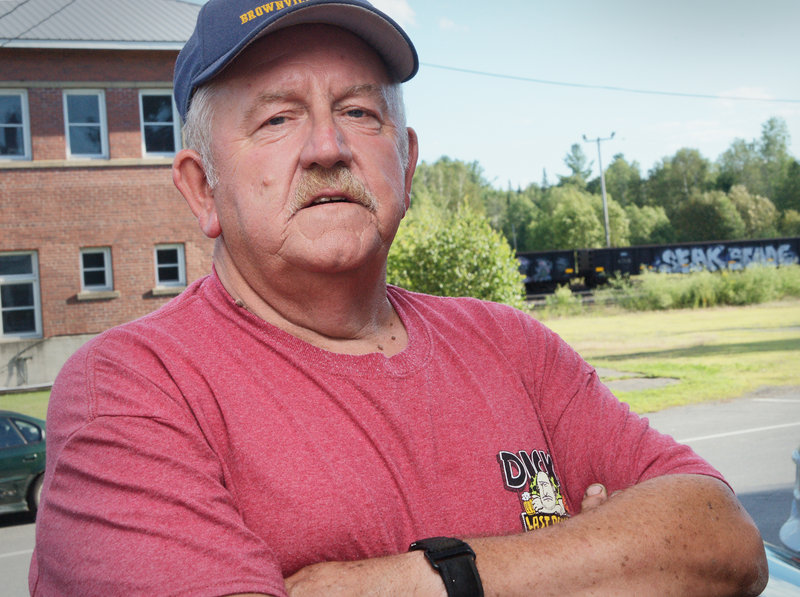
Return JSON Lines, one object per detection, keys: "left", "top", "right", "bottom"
{"left": 596, "top": 367, "right": 679, "bottom": 392}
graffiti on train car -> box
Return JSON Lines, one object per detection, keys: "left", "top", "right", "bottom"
{"left": 653, "top": 242, "right": 799, "bottom": 273}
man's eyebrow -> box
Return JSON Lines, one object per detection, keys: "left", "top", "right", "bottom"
{"left": 339, "top": 84, "right": 389, "bottom": 111}
{"left": 242, "top": 90, "right": 294, "bottom": 124}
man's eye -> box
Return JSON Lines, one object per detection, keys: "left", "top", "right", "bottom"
{"left": 346, "top": 109, "right": 368, "bottom": 118}
{"left": 265, "top": 116, "right": 287, "bottom": 126}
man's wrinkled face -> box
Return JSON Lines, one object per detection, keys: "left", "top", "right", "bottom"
{"left": 204, "top": 24, "right": 417, "bottom": 280}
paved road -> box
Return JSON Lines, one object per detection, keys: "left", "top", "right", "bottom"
{"left": 3, "top": 388, "right": 798, "bottom": 595}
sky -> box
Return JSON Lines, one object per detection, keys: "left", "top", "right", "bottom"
{"left": 189, "top": 0, "right": 800, "bottom": 190}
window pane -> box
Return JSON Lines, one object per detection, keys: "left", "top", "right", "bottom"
{"left": 0, "top": 254, "right": 33, "bottom": 276}
{"left": 67, "top": 95, "right": 100, "bottom": 124}
{"left": 1, "top": 283, "right": 34, "bottom": 308}
{"left": 83, "top": 270, "right": 106, "bottom": 287}
{"left": 0, "top": 419, "right": 24, "bottom": 448}
{"left": 69, "top": 125, "right": 101, "bottom": 155}
{"left": 82, "top": 252, "right": 105, "bottom": 269}
{"left": 0, "top": 96, "right": 22, "bottom": 125}
{"left": 2, "top": 309, "right": 35, "bottom": 334}
{"left": 0, "top": 127, "right": 24, "bottom": 156}
{"left": 12, "top": 419, "right": 42, "bottom": 443}
{"left": 158, "top": 266, "right": 180, "bottom": 282}
{"left": 142, "top": 96, "right": 173, "bottom": 123}
{"left": 157, "top": 248, "right": 179, "bottom": 265}
{"left": 144, "top": 125, "right": 175, "bottom": 153}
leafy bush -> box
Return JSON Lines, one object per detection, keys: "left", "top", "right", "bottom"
{"left": 542, "top": 285, "right": 584, "bottom": 317}
{"left": 595, "top": 265, "right": 800, "bottom": 311}
{"left": 388, "top": 203, "right": 526, "bottom": 308}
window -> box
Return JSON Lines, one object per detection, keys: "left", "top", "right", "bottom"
{"left": 80, "top": 247, "right": 113, "bottom": 291}
{"left": 0, "top": 252, "right": 41, "bottom": 338}
{"left": 63, "top": 90, "right": 108, "bottom": 158}
{"left": 155, "top": 244, "right": 186, "bottom": 287}
{"left": 12, "top": 418, "right": 43, "bottom": 443}
{"left": 0, "top": 90, "right": 30, "bottom": 160}
{"left": 140, "top": 91, "right": 181, "bottom": 156}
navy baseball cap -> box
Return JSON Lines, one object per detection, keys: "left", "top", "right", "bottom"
{"left": 174, "top": 0, "right": 419, "bottom": 122}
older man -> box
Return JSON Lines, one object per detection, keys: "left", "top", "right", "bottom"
{"left": 31, "top": 1, "right": 766, "bottom": 596}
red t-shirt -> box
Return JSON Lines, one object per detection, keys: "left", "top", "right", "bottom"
{"left": 30, "top": 273, "right": 723, "bottom": 596}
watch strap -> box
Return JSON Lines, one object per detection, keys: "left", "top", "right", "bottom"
{"left": 409, "top": 537, "right": 484, "bottom": 597}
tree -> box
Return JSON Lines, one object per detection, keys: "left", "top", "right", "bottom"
{"left": 672, "top": 191, "right": 746, "bottom": 242}
{"left": 387, "top": 203, "right": 526, "bottom": 308}
{"left": 528, "top": 185, "right": 605, "bottom": 249}
{"left": 646, "top": 148, "right": 715, "bottom": 218}
{"left": 410, "top": 157, "right": 490, "bottom": 214}
{"left": 597, "top": 154, "right": 645, "bottom": 207}
{"left": 775, "top": 159, "right": 800, "bottom": 213}
{"left": 780, "top": 209, "right": 800, "bottom": 236}
{"left": 625, "top": 204, "right": 674, "bottom": 245}
{"left": 590, "top": 193, "right": 630, "bottom": 247}
{"left": 727, "top": 185, "right": 778, "bottom": 239}
{"left": 558, "top": 143, "right": 593, "bottom": 188}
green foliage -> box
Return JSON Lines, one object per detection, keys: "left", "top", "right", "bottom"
{"left": 410, "top": 157, "right": 491, "bottom": 214}
{"left": 590, "top": 193, "right": 630, "bottom": 247}
{"left": 542, "top": 285, "right": 584, "bottom": 317}
{"left": 595, "top": 265, "right": 800, "bottom": 311}
{"left": 728, "top": 185, "right": 779, "bottom": 238}
{"left": 625, "top": 204, "right": 674, "bottom": 245}
{"left": 780, "top": 209, "right": 800, "bottom": 236}
{"left": 646, "top": 148, "right": 715, "bottom": 217}
{"left": 527, "top": 185, "right": 605, "bottom": 249}
{"left": 387, "top": 203, "right": 526, "bottom": 308}
{"left": 672, "top": 190, "right": 746, "bottom": 242}
{"left": 558, "top": 143, "right": 593, "bottom": 188}
{"left": 598, "top": 153, "right": 645, "bottom": 207}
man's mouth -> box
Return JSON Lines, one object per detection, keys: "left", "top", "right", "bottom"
{"left": 309, "top": 195, "right": 353, "bottom": 206}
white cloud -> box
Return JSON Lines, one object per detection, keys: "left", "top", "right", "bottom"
{"left": 438, "top": 17, "right": 469, "bottom": 32}
{"left": 369, "top": 0, "right": 416, "bottom": 27}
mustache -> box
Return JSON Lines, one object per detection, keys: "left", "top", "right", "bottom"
{"left": 291, "top": 166, "right": 378, "bottom": 214}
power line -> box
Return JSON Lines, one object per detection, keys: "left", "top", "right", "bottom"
{"left": 420, "top": 62, "right": 800, "bottom": 105}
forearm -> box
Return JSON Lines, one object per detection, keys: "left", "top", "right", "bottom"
{"left": 286, "top": 475, "right": 767, "bottom": 596}
{"left": 471, "top": 475, "right": 767, "bottom": 596}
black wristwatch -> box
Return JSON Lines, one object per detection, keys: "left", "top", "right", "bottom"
{"left": 409, "top": 537, "right": 484, "bottom": 597}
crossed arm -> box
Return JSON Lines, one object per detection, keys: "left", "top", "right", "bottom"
{"left": 275, "top": 474, "right": 767, "bottom": 596}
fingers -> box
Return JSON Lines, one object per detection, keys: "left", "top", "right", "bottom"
{"left": 581, "top": 483, "right": 609, "bottom": 512}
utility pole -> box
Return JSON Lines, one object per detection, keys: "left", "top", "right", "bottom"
{"left": 583, "top": 132, "right": 615, "bottom": 248}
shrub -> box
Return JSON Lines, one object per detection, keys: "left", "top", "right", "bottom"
{"left": 387, "top": 203, "right": 526, "bottom": 309}
{"left": 543, "top": 285, "right": 584, "bottom": 317}
{"left": 597, "top": 265, "right": 800, "bottom": 311}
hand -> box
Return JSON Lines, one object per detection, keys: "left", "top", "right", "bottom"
{"left": 581, "top": 482, "right": 610, "bottom": 512}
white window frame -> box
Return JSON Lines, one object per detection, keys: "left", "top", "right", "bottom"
{"left": 63, "top": 90, "right": 108, "bottom": 159}
{"left": 80, "top": 247, "right": 113, "bottom": 292}
{"left": 154, "top": 244, "right": 186, "bottom": 287}
{"left": 139, "top": 90, "right": 181, "bottom": 157}
{"left": 0, "top": 89, "right": 31, "bottom": 160}
{"left": 0, "top": 251, "right": 42, "bottom": 339}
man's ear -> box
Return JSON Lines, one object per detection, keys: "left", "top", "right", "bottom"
{"left": 403, "top": 127, "right": 419, "bottom": 211}
{"left": 172, "top": 149, "right": 221, "bottom": 238}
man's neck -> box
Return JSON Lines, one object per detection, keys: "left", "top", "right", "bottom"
{"left": 213, "top": 246, "right": 408, "bottom": 357}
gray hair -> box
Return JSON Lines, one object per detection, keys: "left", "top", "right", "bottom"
{"left": 182, "top": 81, "right": 410, "bottom": 190}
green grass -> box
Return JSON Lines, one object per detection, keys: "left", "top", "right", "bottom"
{"left": 542, "top": 298, "right": 800, "bottom": 413}
{"left": 4, "top": 298, "right": 800, "bottom": 418}
{"left": 0, "top": 390, "right": 50, "bottom": 420}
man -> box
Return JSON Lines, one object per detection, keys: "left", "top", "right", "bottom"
{"left": 31, "top": 1, "right": 767, "bottom": 595}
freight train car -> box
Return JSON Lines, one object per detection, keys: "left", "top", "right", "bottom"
{"left": 518, "top": 236, "right": 800, "bottom": 294}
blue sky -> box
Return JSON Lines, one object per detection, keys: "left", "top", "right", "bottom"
{"left": 189, "top": 0, "right": 800, "bottom": 190}
{"left": 373, "top": 0, "right": 800, "bottom": 189}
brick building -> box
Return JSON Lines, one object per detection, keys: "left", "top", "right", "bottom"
{"left": 0, "top": 0, "right": 214, "bottom": 390}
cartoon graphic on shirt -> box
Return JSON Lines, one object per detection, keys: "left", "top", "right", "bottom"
{"left": 498, "top": 449, "right": 570, "bottom": 532}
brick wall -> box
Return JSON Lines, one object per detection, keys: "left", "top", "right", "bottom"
{"left": 1, "top": 47, "right": 214, "bottom": 340}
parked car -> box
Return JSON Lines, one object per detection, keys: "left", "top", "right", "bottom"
{"left": 0, "top": 410, "right": 46, "bottom": 515}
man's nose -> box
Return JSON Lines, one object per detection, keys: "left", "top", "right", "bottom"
{"left": 299, "top": 113, "right": 353, "bottom": 170}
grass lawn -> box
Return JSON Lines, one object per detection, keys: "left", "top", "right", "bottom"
{"left": 3, "top": 298, "right": 799, "bottom": 419}
{"left": 540, "top": 298, "right": 800, "bottom": 413}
